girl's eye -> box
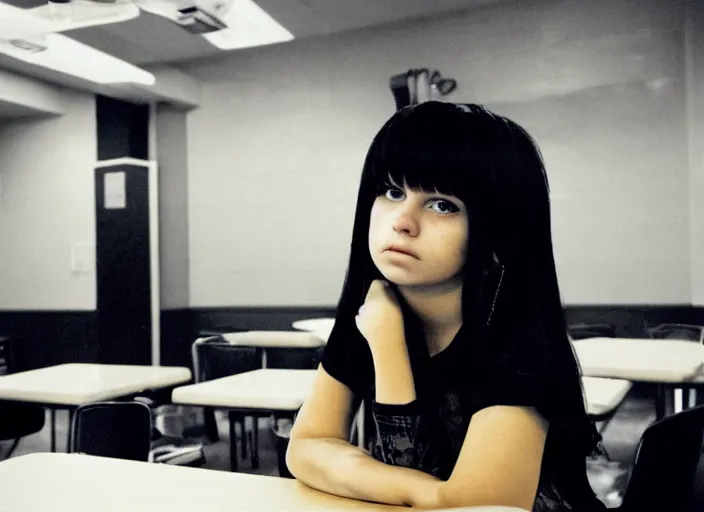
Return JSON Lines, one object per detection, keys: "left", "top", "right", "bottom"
{"left": 431, "top": 200, "right": 459, "bottom": 214}
{"left": 384, "top": 186, "right": 405, "bottom": 201}
{"left": 378, "top": 184, "right": 460, "bottom": 214}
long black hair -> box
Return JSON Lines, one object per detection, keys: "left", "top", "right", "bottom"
{"left": 329, "top": 101, "right": 602, "bottom": 459}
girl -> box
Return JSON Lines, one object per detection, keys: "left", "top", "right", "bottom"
{"left": 286, "top": 102, "right": 607, "bottom": 511}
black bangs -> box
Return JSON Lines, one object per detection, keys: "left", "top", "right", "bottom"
{"left": 365, "top": 102, "right": 499, "bottom": 205}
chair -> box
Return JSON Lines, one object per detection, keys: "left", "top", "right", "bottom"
{"left": 616, "top": 405, "right": 704, "bottom": 512}
{"left": 69, "top": 401, "right": 152, "bottom": 462}
{"left": 192, "top": 336, "right": 262, "bottom": 468}
{"left": 567, "top": 323, "right": 617, "bottom": 340}
{"left": 647, "top": 323, "right": 704, "bottom": 343}
{"left": 0, "top": 336, "right": 46, "bottom": 460}
{"left": 130, "top": 396, "right": 206, "bottom": 467}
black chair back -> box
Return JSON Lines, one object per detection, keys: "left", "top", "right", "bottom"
{"left": 193, "top": 336, "right": 261, "bottom": 382}
{"left": 70, "top": 401, "right": 152, "bottom": 462}
{"left": 619, "top": 405, "right": 704, "bottom": 512}
{"left": 0, "top": 336, "right": 45, "bottom": 456}
{"left": 647, "top": 323, "right": 704, "bottom": 343}
{"left": 567, "top": 323, "right": 617, "bottom": 340}
{"left": 265, "top": 346, "right": 324, "bottom": 370}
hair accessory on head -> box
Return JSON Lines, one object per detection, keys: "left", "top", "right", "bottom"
{"left": 456, "top": 104, "right": 472, "bottom": 113}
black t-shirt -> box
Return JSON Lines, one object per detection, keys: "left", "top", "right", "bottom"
{"left": 320, "top": 322, "right": 607, "bottom": 512}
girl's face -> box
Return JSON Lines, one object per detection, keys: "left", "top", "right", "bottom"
{"left": 368, "top": 176, "right": 469, "bottom": 288}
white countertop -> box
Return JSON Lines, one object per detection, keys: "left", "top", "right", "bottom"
{"left": 0, "top": 453, "right": 528, "bottom": 512}
{"left": 0, "top": 363, "right": 192, "bottom": 406}
{"left": 172, "top": 369, "right": 316, "bottom": 411}
{"left": 573, "top": 337, "right": 704, "bottom": 383}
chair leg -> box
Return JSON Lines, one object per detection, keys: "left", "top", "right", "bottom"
{"left": 204, "top": 407, "right": 220, "bottom": 442}
{"left": 655, "top": 385, "right": 666, "bottom": 420}
{"left": 240, "top": 416, "right": 248, "bottom": 458}
{"left": 50, "top": 409, "right": 56, "bottom": 452}
{"left": 66, "top": 409, "right": 74, "bottom": 453}
{"left": 1, "top": 438, "right": 20, "bottom": 460}
{"left": 227, "top": 411, "right": 238, "bottom": 472}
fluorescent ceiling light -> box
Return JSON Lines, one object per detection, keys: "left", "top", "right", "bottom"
{"left": 0, "top": 2, "right": 153, "bottom": 85}
{"left": 0, "top": 3, "right": 55, "bottom": 39}
{"left": 0, "top": 1, "right": 139, "bottom": 38}
{"left": 203, "top": 0, "right": 294, "bottom": 50}
{"left": 31, "top": 0, "right": 140, "bottom": 32}
{"left": 0, "top": 33, "right": 155, "bottom": 86}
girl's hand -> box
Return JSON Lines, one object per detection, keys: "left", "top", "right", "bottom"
{"left": 354, "top": 280, "right": 406, "bottom": 354}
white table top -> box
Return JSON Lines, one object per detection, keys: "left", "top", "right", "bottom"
{"left": 582, "top": 376, "right": 632, "bottom": 417}
{"left": 0, "top": 363, "right": 192, "bottom": 406}
{"left": 0, "top": 453, "right": 527, "bottom": 512}
{"left": 574, "top": 337, "right": 704, "bottom": 383}
{"left": 172, "top": 369, "right": 316, "bottom": 411}
{"left": 221, "top": 330, "right": 326, "bottom": 348}
{"left": 291, "top": 318, "right": 334, "bottom": 341}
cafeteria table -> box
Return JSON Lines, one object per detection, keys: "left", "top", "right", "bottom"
{"left": 0, "top": 363, "right": 192, "bottom": 452}
{"left": 172, "top": 369, "right": 631, "bottom": 471}
{"left": 291, "top": 317, "right": 335, "bottom": 342}
{"left": 172, "top": 369, "right": 315, "bottom": 471}
{"left": 0, "top": 452, "right": 530, "bottom": 512}
{"left": 573, "top": 337, "right": 704, "bottom": 418}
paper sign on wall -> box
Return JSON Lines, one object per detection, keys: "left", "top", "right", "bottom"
{"left": 104, "top": 172, "right": 126, "bottom": 209}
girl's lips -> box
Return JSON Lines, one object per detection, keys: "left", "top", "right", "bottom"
{"left": 385, "top": 245, "right": 418, "bottom": 258}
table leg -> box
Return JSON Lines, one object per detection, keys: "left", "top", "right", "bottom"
{"left": 655, "top": 385, "right": 666, "bottom": 420}
{"left": 688, "top": 388, "right": 698, "bottom": 408}
{"left": 50, "top": 409, "right": 56, "bottom": 452}
{"left": 66, "top": 409, "right": 74, "bottom": 453}
{"left": 241, "top": 417, "right": 247, "bottom": 457}
{"left": 228, "top": 411, "right": 238, "bottom": 472}
{"left": 252, "top": 417, "right": 259, "bottom": 470}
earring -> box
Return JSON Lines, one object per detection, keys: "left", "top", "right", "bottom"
{"left": 486, "top": 264, "right": 505, "bottom": 327}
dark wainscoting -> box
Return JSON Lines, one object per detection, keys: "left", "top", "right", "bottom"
{"left": 3, "top": 305, "right": 704, "bottom": 373}
{"left": 0, "top": 311, "right": 99, "bottom": 371}
{"left": 564, "top": 305, "right": 704, "bottom": 338}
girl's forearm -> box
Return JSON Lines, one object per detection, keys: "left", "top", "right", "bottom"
{"left": 286, "top": 436, "right": 442, "bottom": 507}
{"left": 371, "top": 344, "right": 417, "bottom": 405}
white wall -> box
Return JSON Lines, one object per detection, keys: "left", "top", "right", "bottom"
{"left": 0, "top": 89, "right": 97, "bottom": 310}
{"left": 156, "top": 104, "right": 190, "bottom": 309}
{"left": 686, "top": 0, "right": 704, "bottom": 306}
{"left": 185, "top": 0, "right": 691, "bottom": 307}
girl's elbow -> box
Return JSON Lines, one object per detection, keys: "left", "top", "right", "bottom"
{"left": 285, "top": 435, "right": 304, "bottom": 478}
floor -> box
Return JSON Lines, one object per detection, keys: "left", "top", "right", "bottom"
{"left": 2, "top": 390, "right": 702, "bottom": 510}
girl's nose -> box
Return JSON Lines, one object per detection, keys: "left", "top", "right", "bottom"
{"left": 392, "top": 208, "right": 419, "bottom": 236}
